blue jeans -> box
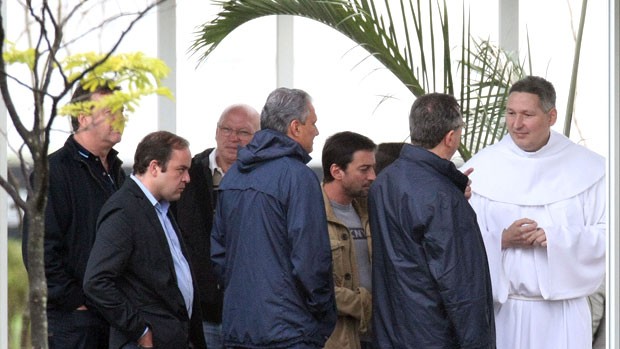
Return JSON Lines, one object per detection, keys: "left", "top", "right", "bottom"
{"left": 47, "top": 308, "right": 108, "bottom": 349}
{"left": 203, "top": 321, "right": 224, "bottom": 349}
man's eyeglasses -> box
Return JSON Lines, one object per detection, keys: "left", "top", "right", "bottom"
{"left": 218, "top": 126, "right": 254, "bottom": 140}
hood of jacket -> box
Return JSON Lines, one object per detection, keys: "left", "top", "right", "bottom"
{"left": 237, "top": 129, "right": 312, "bottom": 172}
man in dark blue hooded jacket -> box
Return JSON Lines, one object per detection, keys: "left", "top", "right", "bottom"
{"left": 369, "top": 93, "right": 495, "bottom": 348}
{"left": 211, "top": 87, "right": 337, "bottom": 349}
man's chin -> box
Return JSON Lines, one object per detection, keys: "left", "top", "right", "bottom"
{"left": 357, "top": 189, "right": 370, "bottom": 198}
{"left": 110, "top": 133, "right": 123, "bottom": 143}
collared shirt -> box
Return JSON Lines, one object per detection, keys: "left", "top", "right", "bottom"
{"left": 130, "top": 174, "right": 194, "bottom": 318}
{"left": 208, "top": 149, "right": 224, "bottom": 187}
{"left": 74, "top": 140, "right": 118, "bottom": 193}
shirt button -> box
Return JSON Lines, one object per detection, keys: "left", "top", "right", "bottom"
{"left": 344, "top": 273, "right": 352, "bottom": 280}
{"left": 341, "top": 233, "right": 348, "bottom": 240}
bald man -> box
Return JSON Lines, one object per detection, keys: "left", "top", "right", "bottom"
{"left": 173, "top": 104, "right": 260, "bottom": 349}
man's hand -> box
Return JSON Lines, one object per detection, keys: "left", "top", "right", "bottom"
{"left": 463, "top": 167, "right": 473, "bottom": 200}
{"left": 502, "top": 218, "right": 546, "bottom": 249}
{"left": 138, "top": 328, "right": 154, "bottom": 348}
{"left": 525, "top": 227, "right": 547, "bottom": 247}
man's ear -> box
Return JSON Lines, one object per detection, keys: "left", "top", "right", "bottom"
{"left": 330, "top": 163, "right": 343, "bottom": 180}
{"left": 76, "top": 113, "right": 90, "bottom": 130}
{"left": 148, "top": 159, "right": 160, "bottom": 176}
{"left": 288, "top": 119, "right": 301, "bottom": 137}
{"left": 548, "top": 107, "right": 558, "bottom": 126}
{"left": 444, "top": 129, "right": 457, "bottom": 148}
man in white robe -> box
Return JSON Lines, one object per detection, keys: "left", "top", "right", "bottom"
{"left": 463, "top": 76, "right": 605, "bottom": 349}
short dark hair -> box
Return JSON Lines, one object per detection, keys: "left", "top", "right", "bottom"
{"left": 69, "top": 82, "right": 120, "bottom": 131}
{"left": 375, "top": 142, "right": 405, "bottom": 174}
{"left": 260, "top": 87, "right": 312, "bottom": 133}
{"left": 508, "top": 76, "right": 556, "bottom": 112}
{"left": 409, "top": 93, "right": 462, "bottom": 149}
{"left": 133, "top": 131, "right": 189, "bottom": 175}
{"left": 322, "top": 131, "right": 376, "bottom": 183}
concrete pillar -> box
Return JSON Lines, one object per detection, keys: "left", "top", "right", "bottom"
{"left": 608, "top": 1, "right": 619, "bottom": 347}
{"left": 157, "top": 0, "right": 177, "bottom": 132}
{"left": 1, "top": 0, "right": 9, "bottom": 346}
{"left": 499, "top": 0, "right": 519, "bottom": 56}
{"left": 276, "top": 15, "right": 294, "bottom": 88}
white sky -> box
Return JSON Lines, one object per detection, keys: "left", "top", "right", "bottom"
{"left": 2, "top": 0, "right": 611, "bottom": 168}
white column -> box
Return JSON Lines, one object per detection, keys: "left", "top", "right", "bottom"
{"left": 1, "top": 1, "right": 8, "bottom": 347}
{"left": 498, "top": 0, "right": 519, "bottom": 56}
{"left": 157, "top": 0, "right": 177, "bottom": 132}
{"left": 0, "top": 118, "right": 7, "bottom": 349}
{"left": 608, "top": 1, "right": 619, "bottom": 348}
{"left": 276, "top": 15, "right": 294, "bottom": 88}
{"left": 1, "top": 0, "right": 9, "bottom": 346}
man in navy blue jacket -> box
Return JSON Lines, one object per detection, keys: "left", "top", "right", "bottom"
{"left": 369, "top": 93, "right": 495, "bottom": 348}
{"left": 211, "top": 87, "right": 337, "bottom": 349}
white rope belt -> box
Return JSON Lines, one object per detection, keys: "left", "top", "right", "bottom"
{"left": 508, "top": 294, "right": 545, "bottom": 301}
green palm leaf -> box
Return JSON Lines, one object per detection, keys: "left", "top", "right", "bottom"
{"left": 191, "top": 0, "right": 430, "bottom": 96}
{"left": 191, "top": 0, "right": 526, "bottom": 160}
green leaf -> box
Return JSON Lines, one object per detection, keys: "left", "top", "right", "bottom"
{"left": 191, "top": 0, "right": 529, "bottom": 160}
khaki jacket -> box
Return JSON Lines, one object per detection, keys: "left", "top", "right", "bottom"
{"left": 322, "top": 186, "right": 372, "bottom": 349}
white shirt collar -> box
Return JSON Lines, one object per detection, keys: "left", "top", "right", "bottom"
{"left": 208, "top": 148, "right": 224, "bottom": 176}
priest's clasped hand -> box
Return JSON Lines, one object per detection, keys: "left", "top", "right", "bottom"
{"left": 501, "top": 218, "right": 547, "bottom": 249}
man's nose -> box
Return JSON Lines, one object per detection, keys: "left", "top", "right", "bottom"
{"left": 368, "top": 169, "right": 377, "bottom": 181}
{"left": 227, "top": 131, "right": 242, "bottom": 141}
{"left": 513, "top": 114, "right": 524, "bottom": 128}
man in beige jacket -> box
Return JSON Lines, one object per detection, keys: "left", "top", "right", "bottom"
{"left": 321, "top": 131, "right": 376, "bottom": 349}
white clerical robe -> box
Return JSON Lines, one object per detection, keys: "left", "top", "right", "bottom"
{"left": 463, "top": 131, "right": 605, "bottom": 349}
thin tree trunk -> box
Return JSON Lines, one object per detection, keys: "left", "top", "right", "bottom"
{"left": 25, "top": 208, "right": 48, "bottom": 349}
{"left": 21, "top": 297, "right": 32, "bottom": 348}
{"left": 25, "top": 156, "right": 49, "bottom": 349}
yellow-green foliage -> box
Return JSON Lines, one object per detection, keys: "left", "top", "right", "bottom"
{"left": 8, "top": 238, "right": 30, "bottom": 349}
{"left": 2, "top": 41, "right": 35, "bottom": 70}
{"left": 3, "top": 43, "right": 173, "bottom": 130}
{"left": 59, "top": 52, "right": 174, "bottom": 122}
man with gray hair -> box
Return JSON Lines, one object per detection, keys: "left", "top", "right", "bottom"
{"left": 369, "top": 93, "right": 496, "bottom": 348}
{"left": 211, "top": 88, "right": 337, "bottom": 348}
{"left": 173, "top": 103, "right": 260, "bottom": 349}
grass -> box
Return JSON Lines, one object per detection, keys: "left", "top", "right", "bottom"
{"left": 8, "top": 238, "right": 30, "bottom": 349}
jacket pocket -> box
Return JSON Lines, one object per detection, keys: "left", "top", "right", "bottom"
{"left": 330, "top": 240, "right": 346, "bottom": 287}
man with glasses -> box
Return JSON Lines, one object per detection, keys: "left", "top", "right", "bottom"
{"left": 173, "top": 104, "right": 260, "bottom": 349}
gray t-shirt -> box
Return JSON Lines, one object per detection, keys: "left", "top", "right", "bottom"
{"left": 330, "top": 201, "right": 371, "bottom": 292}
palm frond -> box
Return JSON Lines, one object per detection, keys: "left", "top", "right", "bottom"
{"left": 192, "top": 0, "right": 529, "bottom": 160}
{"left": 191, "top": 0, "right": 430, "bottom": 96}
{"left": 460, "top": 38, "right": 526, "bottom": 156}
